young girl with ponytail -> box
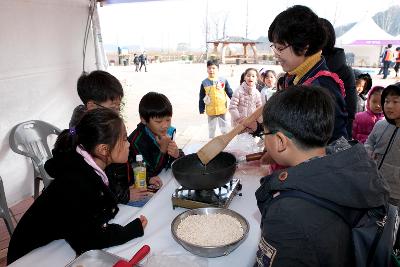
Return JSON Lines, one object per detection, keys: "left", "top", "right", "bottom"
{"left": 7, "top": 108, "right": 147, "bottom": 264}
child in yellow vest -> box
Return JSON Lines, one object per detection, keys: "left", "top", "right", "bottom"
{"left": 199, "top": 59, "right": 233, "bottom": 138}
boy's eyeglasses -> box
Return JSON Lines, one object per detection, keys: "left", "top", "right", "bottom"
{"left": 270, "top": 44, "right": 291, "bottom": 54}
{"left": 255, "top": 129, "right": 294, "bottom": 140}
{"left": 94, "top": 102, "right": 121, "bottom": 112}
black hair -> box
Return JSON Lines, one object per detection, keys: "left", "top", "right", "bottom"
{"left": 54, "top": 108, "right": 124, "bottom": 157}
{"left": 260, "top": 70, "right": 277, "bottom": 79}
{"left": 240, "top": 72, "right": 245, "bottom": 84}
{"left": 263, "top": 85, "right": 334, "bottom": 149}
{"left": 355, "top": 73, "right": 373, "bottom": 96}
{"left": 396, "top": 47, "right": 400, "bottom": 51}
{"left": 77, "top": 70, "right": 124, "bottom": 104}
{"left": 243, "top": 68, "right": 259, "bottom": 80}
{"left": 207, "top": 59, "right": 219, "bottom": 68}
{"left": 320, "top": 18, "right": 336, "bottom": 54}
{"left": 268, "top": 5, "right": 327, "bottom": 56}
{"left": 388, "top": 44, "right": 392, "bottom": 48}
{"left": 139, "top": 92, "right": 173, "bottom": 122}
{"left": 382, "top": 83, "right": 400, "bottom": 125}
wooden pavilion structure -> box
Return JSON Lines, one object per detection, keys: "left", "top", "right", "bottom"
{"left": 207, "top": 36, "right": 262, "bottom": 64}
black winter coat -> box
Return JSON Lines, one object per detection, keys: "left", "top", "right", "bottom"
{"left": 324, "top": 48, "right": 357, "bottom": 137}
{"left": 282, "top": 57, "right": 349, "bottom": 142}
{"left": 7, "top": 151, "right": 144, "bottom": 264}
{"left": 254, "top": 144, "right": 389, "bottom": 266}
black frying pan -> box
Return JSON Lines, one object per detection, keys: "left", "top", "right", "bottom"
{"left": 171, "top": 152, "right": 236, "bottom": 190}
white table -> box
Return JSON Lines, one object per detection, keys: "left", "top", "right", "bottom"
{"left": 9, "top": 145, "right": 264, "bottom": 267}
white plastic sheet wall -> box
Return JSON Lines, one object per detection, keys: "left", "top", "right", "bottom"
{"left": 0, "top": 0, "right": 97, "bottom": 205}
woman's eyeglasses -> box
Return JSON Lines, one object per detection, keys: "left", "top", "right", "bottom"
{"left": 270, "top": 44, "right": 291, "bottom": 54}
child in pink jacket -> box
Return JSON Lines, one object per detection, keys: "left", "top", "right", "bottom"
{"left": 352, "top": 86, "right": 384, "bottom": 143}
{"left": 229, "top": 68, "right": 262, "bottom": 132}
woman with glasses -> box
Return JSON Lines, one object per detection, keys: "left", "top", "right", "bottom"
{"left": 268, "top": 5, "right": 348, "bottom": 143}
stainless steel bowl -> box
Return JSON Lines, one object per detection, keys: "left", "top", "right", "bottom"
{"left": 171, "top": 207, "right": 249, "bottom": 258}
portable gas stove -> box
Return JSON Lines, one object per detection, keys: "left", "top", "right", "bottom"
{"left": 171, "top": 179, "right": 242, "bottom": 209}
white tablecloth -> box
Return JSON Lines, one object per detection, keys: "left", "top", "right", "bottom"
{"left": 9, "top": 145, "right": 264, "bottom": 267}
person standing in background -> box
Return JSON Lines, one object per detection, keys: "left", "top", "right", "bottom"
{"left": 394, "top": 47, "right": 400, "bottom": 78}
{"left": 321, "top": 18, "right": 357, "bottom": 138}
{"left": 199, "top": 59, "right": 233, "bottom": 138}
{"left": 133, "top": 53, "right": 140, "bottom": 72}
{"left": 383, "top": 44, "right": 394, "bottom": 79}
{"left": 139, "top": 51, "right": 147, "bottom": 72}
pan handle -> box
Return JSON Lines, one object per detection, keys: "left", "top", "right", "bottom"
{"left": 237, "top": 151, "right": 266, "bottom": 163}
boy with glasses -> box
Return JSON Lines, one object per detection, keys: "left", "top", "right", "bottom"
{"left": 69, "top": 70, "right": 123, "bottom": 128}
{"left": 255, "top": 85, "right": 389, "bottom": 266}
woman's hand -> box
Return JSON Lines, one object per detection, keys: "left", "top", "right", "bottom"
{"left": 129, "top": 187, "right": 150, "bottom": 201}
{"left": 148, "top": 176, "right": 163, "bottom": 188}
{"left": 139, "top": 215, "right": 148, "bottom": 229}
{"left": 238, "top": 117, "right": 258, "bottom": 133}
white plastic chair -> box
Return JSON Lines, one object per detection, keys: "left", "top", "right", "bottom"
{"left": 9, "top": 120, "right": 61, "bottom": 199}
{"left": 0, "top": 175, "right": 14, "bottom": 235}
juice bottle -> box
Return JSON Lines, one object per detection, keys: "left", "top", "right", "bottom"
{"left": 133, "top": 155, "right": 147, "bottom": 189}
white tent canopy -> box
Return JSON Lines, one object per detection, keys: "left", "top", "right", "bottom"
{"left": 0, "top": 0, "right": 104, "bottom": 205}
{"left": 336, "top": 17, "right": 399, "bottom": 66}
{"left": 336, "top": 17, "right": 399, "bottom": 46}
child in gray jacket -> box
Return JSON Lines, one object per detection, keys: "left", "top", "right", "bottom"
{"left": 365, "top": 83, "right": 400, "bottom": 206}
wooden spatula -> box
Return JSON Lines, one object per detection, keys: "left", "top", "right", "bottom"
{"left": 197, "top": 106, "right": 263, "bottom": 165}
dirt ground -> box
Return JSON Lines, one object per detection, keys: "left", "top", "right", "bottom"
{"left": 109, "top": 62, "right": 399, "bottom": 149}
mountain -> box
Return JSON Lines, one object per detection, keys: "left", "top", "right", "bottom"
{"left": 335, "top": 5, "right": 400, "bottom": 38}
{"left": 373, "top": 6, "right": 400, "bottom": 36}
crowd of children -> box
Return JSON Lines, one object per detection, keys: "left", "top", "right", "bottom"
{"left": 6, "top": 5, "right": 400, "bottom": 266}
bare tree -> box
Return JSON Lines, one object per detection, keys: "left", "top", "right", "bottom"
{"left": 211, "top": 16, "right": 220, "bottom": 40}
{"left": 222, "top": 12, "right": 230, "bottom": 38}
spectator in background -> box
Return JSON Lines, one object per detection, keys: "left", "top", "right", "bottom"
{"left": 321, "top": 18, "right": 357, "bottom": 138}
{"left": 394, "top": 47, "right": 400, "bottom": 78}
{"left": 139, "top": 51, "right": 147, "bottom": 72}
{"left": 382, "top": 44, "right": 394, "bottom": 79}
{"left": 133, "top": 53, "right": 140, "bottom": 72}
{"left": 352, "top": 86, "right": 384, "bottom": 143}
{"left": 378, "top": 46, "right": 387, "bottom": 75}
{"left": 354, "top": 71, "right": 373, "bottom": 112}
{"left": 199, "top": 59, "right": 233, "bottom": 138}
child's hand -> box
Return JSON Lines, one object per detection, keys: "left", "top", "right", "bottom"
{"left": 156, "top": 135, "right": 171, "bottom": 153}
{"left": 129, "top": 187, "right": 150, "bottom": 201}
{"left": 149, "top": 176, "right": 163, "bottom": 188}
{"left": 139, "top": 215, "right": 148, "bottom": 229}
{"left": 167, "top": 140, "right": 180, "bottom": 158}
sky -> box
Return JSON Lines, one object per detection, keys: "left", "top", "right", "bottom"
{"left": 97, "top": 0, "right": 399, "bottom": 50}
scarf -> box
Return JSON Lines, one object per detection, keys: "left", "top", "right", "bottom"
{"left": 288, "top": 51, "right": 322, "bottom": 85}
{"left": 76, "top": 145, "right": 109, "bottom": 186}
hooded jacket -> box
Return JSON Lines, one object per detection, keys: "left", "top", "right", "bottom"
{"left": 255, "top": 144, "right": 389, "bottom": 267}
{"left": 229, "top": 81, "right": 262, "bottom": 127}
{"left": 365, "top": 83, "right": 400, "bottom": 203}
{"left": 7, "top": 151, "right": 144, "bottom": 265}
{"left": 352, "top": 86, "right": 384, "bottom": 143}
